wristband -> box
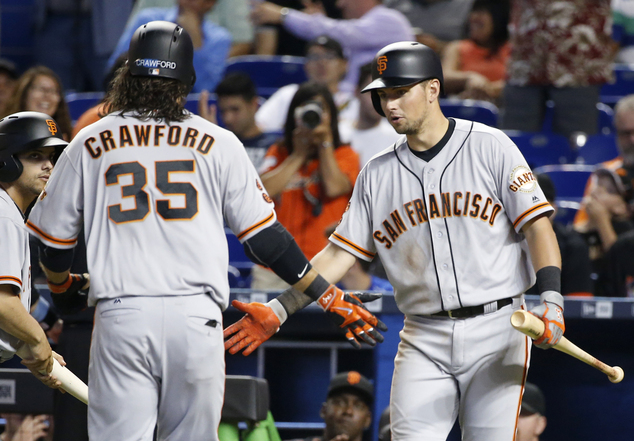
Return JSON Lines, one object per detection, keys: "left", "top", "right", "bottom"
{"left": 267, "top": 298, "right": 288, "bottom": 325}
{"left": 536, "top": 266, "right": 561, "bottom": 295}
{"left": 303, "top": 274, "right": 331, "bottom": 302}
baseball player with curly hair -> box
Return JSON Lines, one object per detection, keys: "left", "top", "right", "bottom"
{"left": 27, "top": 21, "right": 385, "bottom": 441}
{"left": 0, "top": 111, "right": 67, "bottom": 388}
{"left": 225, "top": 42, "right": 564, "bottom": 441}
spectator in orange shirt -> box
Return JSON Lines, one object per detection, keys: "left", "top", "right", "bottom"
{"left": 441, "top": 0, "right": 511, "bottom": 104}
{"left": 255, "top": 81, "right": 360, "bottom": 290}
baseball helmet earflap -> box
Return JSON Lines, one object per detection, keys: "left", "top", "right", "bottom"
{"left": 362, "top": 41, "right": 445, "bottom": 116}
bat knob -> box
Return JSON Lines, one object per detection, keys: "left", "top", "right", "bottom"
{"left": 609, "top": 366, "right": 624, "bottom": 384}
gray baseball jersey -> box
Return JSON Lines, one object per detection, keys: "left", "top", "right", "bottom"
{"left": 27, "top": 111, "right": 276, "bottom": 441}
{"left": 0, "top": 189, "right": 31, "bottom": 361}
{"left": 331, "top": 119, "right": 553, "bottom": 315}
{"left": 28, "top": 112, "right": 276, "bottom": 310}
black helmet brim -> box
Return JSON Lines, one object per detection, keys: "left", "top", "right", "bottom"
{"left": 361, "top": 77, "right": 424, "bottom": 93}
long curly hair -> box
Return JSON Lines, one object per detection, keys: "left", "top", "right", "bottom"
{"left": 102, "top": 64, "right": 190, "bottom": 123}
{"left": 2, "top": 66, "right": 73, "bottom": 140}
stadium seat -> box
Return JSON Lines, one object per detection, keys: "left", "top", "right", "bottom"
{"left": 439, "top": 98, "right": 498, "bottom": 127}
{"left": 226, "top": 228, "right": 252, "bottom": 288}
{"left": 533, "top": 164, "right": 596, "bottom": 202}
{"left": 225, "top": 55, "right": 307, "bottom": 98}
{"left": 596, "top": 102, "right": 614, "bottom": 135}
{"left": 575, "top": 134, "right": 620, "bottom": 165}
{"left": 65, "top": 92, "right": 104, "bottom": 124}
{"left": 505, "top": 131, "right": 574, "bottom": 168}
{"left": 600, "top": 63, "right": 634, "bottom": 106}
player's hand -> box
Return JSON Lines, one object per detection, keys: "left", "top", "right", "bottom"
{"left": 317, "top": 286, "right": 388, "bottom": 349}
{"left": 529, "top": 292, "right": 565, "bottom": 349}
{"left": 48, "top": 273, "right": 89, "bottom": 315}
{"left": 224, "top": 300, "right": 281, "bottom": 356}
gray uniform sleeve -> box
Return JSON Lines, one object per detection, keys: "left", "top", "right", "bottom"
{"left": 222, "top": 137, "right": 276, "bottom": 241}
{"left": 27, "top": 150, "right": 83, "bottom": 249}
{"left": 0, "top": 218, "right": 26, "bottom": 291}
{"left": 330, "top": 169, "right": 377, "bottom": 261}
{"left": 495, "top": 134, "right": 554, "bottom": 232}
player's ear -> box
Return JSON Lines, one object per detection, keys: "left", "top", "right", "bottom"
{"left": 427, "top": 79, "right": 441, "bottom": 102}
{"left": 535, "top": 415, "right": 547, "bottom": 436}
{"left": 363, "top": 410, "right": 372, "bottom": 429}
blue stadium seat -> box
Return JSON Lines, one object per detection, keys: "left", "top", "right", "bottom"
{"left": 600, "top": 64, "right": 634, "bottom": 106}
{"left": 533, "top": 164, "right": 596, "bottom": 202}
{"left": 65, "top": 92, "right": 104, "bottom": 124}
{"left": 575, "top": 134, "right": 620, "bottom": 165}
{"left": 505, "top": 131, "right": 574, "bottom": 168}
{"left": 439, "top": 98, "right": 498, "bottom": 127}
{"left": 225, "top": 55, "right": 307, "bottom": 97}
{"left": 596, "top": 102, "right": 614, "bottom": 135}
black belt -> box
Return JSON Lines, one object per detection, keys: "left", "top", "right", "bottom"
{"left": 432, "top": 297, "right": 513, "bottom": 319}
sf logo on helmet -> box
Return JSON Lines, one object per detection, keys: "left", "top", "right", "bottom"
{"left": 377, "top": 56, "right": 388, "bottom": 75}
{"left": 46, "top": 120, "right": 57, "bottom": 135}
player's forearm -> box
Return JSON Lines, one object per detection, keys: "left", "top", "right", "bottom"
{"left": 523, "top": 216, "right": 561, "bottom": 272}
{"left": 311, "top": 243, "right": 356, "bottom": 283}
{"left": 0, "top": 288, "right": 48, "bottom": 347}
{"left": 40, "top": 266, "right": 70, "bottom": 285}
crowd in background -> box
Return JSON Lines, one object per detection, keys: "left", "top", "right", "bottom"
{"left": 0, "top": 0, "right": 633, "bottom": 440}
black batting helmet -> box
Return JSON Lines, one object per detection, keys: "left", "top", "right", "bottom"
{"left": 128, "top": 20, "right": 196, "bottom": 90}
{"left": 0, "top": 112, "right": 68, "bottom": 183}
{"left": 361, "top": 41, "right": 444, "bottom": 116}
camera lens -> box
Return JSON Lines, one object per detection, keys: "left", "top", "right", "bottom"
{"left": 295, "top": 101, "right": 323, "bottom": 129}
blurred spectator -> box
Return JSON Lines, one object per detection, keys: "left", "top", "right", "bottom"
{"left": 254, "top": 82, "right": 360, "bottom": 289}
{"left": 2, "top": 67, "right": 72, "bottom": 140}
{"left": 384, "top": 0, "right": 475, "bottom": 55}
{"left": 285, "top": 371, "right": 373, "bottom": 441}
{"left": 256, "top": 36, "right": 356, "bottom": 134}
{"left": 339, "top": 63, "right": 401, "bottom": 167}
{"left": 108, "top": 0, "right": 232, "bottom": 93}
{"left": 600, "top": 229, "right": 634, "bottom": 297}
{"left": 516, "top": 383, "right": 547, "bottom": 441}
{"left": 612, "top": 0, "right": 634, "bottom": 63}
{"left": 126, "top": 0, "right": 253, "bottom": 56}
{"left": 251, "top": 0, "right": 414, "bottom": 93}
{"left": 441, "top": 0, "right": 511, "bottom": 104}
{"left": 524, "top": 174, "right": 593, "bottom": 296}
{"left": 0, "top": 59, "right": 18, "bottom": 116}
{"left": 574, "top": 168, "right": 634, "bottom": 292}
{"left": 573, "top": 96, "right": 634, "bottom": 287}
{"left": 377, "top": 406, "right": 391, "bottom": 441}
{"left": 0, "top": 414, "right": 53, "bottom": 441}
{"left": 202, "top": 72, "right": 279, "bottom": 168}
{"left": 500, "top": 0, "right": 615, "bottom": 138}
{"left": 70, "top": 53, "right": 129, "bottom": 139}
{"left": 32, "top": 0, "right": 134, "bottom": 92}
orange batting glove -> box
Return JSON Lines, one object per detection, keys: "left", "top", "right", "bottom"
{"left": 224, "top": 300, "right": 281, "bottom": 356}
{"left": 317, "top": 285, "right": 388, "bottom": 349}
{"left": 529, "top": 291, "right": 565, "bottom": 349}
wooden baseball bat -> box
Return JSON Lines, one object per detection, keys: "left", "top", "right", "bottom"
{"left": 16, "top": 346, "right": 89, "bottom": 404}
{"left": 510, "top": 310, "right": 624, "bottom": 384}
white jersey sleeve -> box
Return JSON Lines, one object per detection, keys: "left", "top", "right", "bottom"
{"left": 221, "top": 134, "right": 276, "bottom": 241}
{"left": 330, "top": 168, "right": 377, "bottom": 262}
{"left": 0, "top": 218, "right": 27, "bottom": 292}
{"left": 27, "top": 148, "right": 83, "bottom": 249}
{"left": 492, "top": 131, "right": 554, "bottom": 231}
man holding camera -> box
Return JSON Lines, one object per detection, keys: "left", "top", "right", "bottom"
{"left": 254, "top": 82, "right": 360, "bottom": 290}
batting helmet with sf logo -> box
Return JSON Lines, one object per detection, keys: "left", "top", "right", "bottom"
{"left": 0, "top": 111, "right": 67, "bottom": 182}
{"left": 362, "top": 41, "right": 444, "bottom": 116}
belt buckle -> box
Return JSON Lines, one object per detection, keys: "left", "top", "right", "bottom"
{"left": 447, "top": 309, "right": 455, "bottom": 319}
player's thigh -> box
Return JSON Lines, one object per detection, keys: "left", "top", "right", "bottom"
{"left": 391, "top": 317, "right": 459, "bottom": 441}
{"left": 499, "top": 85, "right": 547, "bottom": 132}
{"left": 88, "top": 299, "right": 160, "bottom": 441}
{"left": 458, "top": 307, "right": 530, "bottom": 441}
{"left": 157, "top": 294, "right": 224, "bottom": 441}
{"left": 549, "top": 85, "right": 600, "bottom": 137}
